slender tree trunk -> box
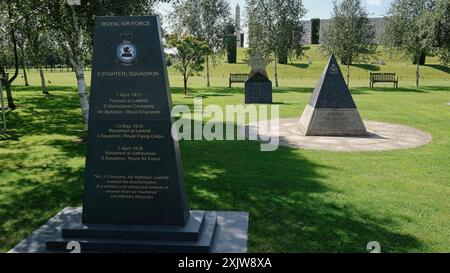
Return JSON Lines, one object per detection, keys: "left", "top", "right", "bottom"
{"left": 347, "top": 62, "right": 350, "bottom": 87}
{"left": 183, "top": 76, "right": 188, "bottom": 95}
{"left": 206, "top": 55, "right": 210, "bottom": 88}
{"left": 64, "top": 5, "right": 89, "bottom": 128}
{"left": 74, "top": 63, "right": 89, "bottom": 126}
{"left": 39, "top": 68, "right": 49, "bottom": 95}
{"left": 20, "top": 48, "right": 30, "bottom": 86}
{"left": 22, "top": 65, "right": 29, "bottom": 86}
{"left": 0, "top": 79, "right": 6, "bottom": 131}
{"left": 0, "top": 69, "right": 16, "bottom": 110}
{"left": 4, "top": 2, "right": 19, "bottom": 110}
{"left": 4, "top": 81, "right": 16, "bottom": 110}
{"left": 415, "top": 55, "right": 420, "bottom": 87}
{"left": 5, "top": 50, "right": 18, "bottom": 110}
{"left": 274, "top": 55, "right": 279, "bottom": 88}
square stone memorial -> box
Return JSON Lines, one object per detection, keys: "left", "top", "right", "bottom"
{"left": 244, "top": 53, "right": 273, "bottom": 104}
{"left": 245, "top": 72, "right": 273, "bottom": 104}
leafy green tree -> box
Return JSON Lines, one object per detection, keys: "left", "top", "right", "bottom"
{"left": 43, "top": 1, "right": 105, "bottom": 126}
{"left": 246, "top": 0, "right": 306, "bottom": 87}
{"left": 21, "top": 1, "right": 52, "bottom": 95}
{"left": 311, "top": 18, "right": 321, "bottom": 45}
{"left": 321, "top": 0, "right": 376, "bottom": 87}
{"left": 434, "top": 0, "right": 450, "bottom": 66}
{"left": 166, "top": 34, "right": 210, "bottom": 94}
{"left": 170, "top": 0, "right": 232, "bottom": 88}
{"left": 1, "top": 0, "right": 176, "bottom": 116}
{"left": 382, "top": 0, "right": 436, "bottom": 87}
{"left": 0, "top": 0, "right": 21, "bottom": 110}
{"left": 17, "top": 41, "right": 30, "bottom": 87}
{"left": 224, "top": 23, "right": 237, "bottom": 64}
{"left": 14, "top": 26, "right": 31, "bottom": 87}
{"left": 41, "top": 0, "right": 174, "bottom": 127}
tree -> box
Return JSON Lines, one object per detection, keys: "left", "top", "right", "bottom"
{"left": 15, "top": 29, "right": 30, "bottom": 87}
{"left": 434, "top": 0, "right": 450, "bottom": 66}
{"left": 18, "top": 43, "right": 30, "bottom": 87}
{"left": 0, "top": 1, "right": 21, "bottom": 110}
{"left": 21, "top": 1, "right": 52, "bottom": 95}
{"left": 171, "top": 0, "right": 232, "bottom": 88}
{"left": 0, "top": 0, "right": 58, "bottom": 108}
{"left": 166, "top": 34, "right": 210, "bottom": 94}
{"left": 42, "top": 0, "right": 171, "bottom": 127}
{"left": 1, "top": 0, "right": 180, "bottom": 115}
{"left": 382, "top": 0, "right": 436, "bottom": 87}
{"left": 224, "top": 23, "right": 237, "bottom": 64}
{"left": 311, "top": 18, "right": 321, "bottom": 45}
{"left": 321, "top": 0, "right": 376, "bottom": 87}
{"left": 246, "top": 0, "right": 306, "bottom": 87}
{"left": 43, "top": 1, "right": 91, "bottom": 125}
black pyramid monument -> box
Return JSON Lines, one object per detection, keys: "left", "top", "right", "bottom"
{"left": 298, "top": 55, "right": 367, "bottom": 136}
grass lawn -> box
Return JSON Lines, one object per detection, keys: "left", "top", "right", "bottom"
{"left": 10, "top": 45, "right": 450, "bottom": 88}
{"left": 1, "top": 83, "right": 449, "bottom": 253}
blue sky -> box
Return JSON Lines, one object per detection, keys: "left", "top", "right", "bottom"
{"left": 230, "top": 0, "right": 393, "bottom": 19}
{"left": 157, "top": 0, "right": 394, "bottom": 20}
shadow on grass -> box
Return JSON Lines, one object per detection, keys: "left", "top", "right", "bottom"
{"left": 181, "top": 137, "right": 422, "bottom": 253}
{"left": 0, "top": 131, "right": 21, "bottom": 141}
{"left": 3, "top": 92, "right": 85, "bottom": 140}
{"left": 171, "top": 85, "right": 450, "bottom": 100}
{"left": 351, "top": 64, "right": 381, "bottom": 72}
{"left": 0, "top": 87, "right": 87, "bottom": 251}
{"left": 11, "top": 85, "right": 77, "bottom": 92}
{"left": 289, "top": 63, "right": 310, "bottom": 69}
{"left": 171, "top": 87, "right": 316, "bottom": 100}
{"left": 171, "top": 87, "right": 243, "bottom": 97}
{"left": 0, "top": 137, "right": 85, "bottom": 251}
{"left": 1, "top": 86, "right": 424, "bottom": 253}
{"left": 273, "top": 87, "right": 313, "bottom": 94}
{"left": 424, "top": 64, "right": 450, "bottom": 74}
{"left": 352, "top": 86, "right": 450, "bottom": 94}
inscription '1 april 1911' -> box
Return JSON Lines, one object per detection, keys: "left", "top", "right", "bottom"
{"left": 96, "top": 91, "right": 161, "bottom": 117}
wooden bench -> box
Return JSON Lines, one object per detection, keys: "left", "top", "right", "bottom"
{"left": 370, "top": 73, "right": 399, "bottom": 88}
{"left": 229, "top": 74, "right": 249, "bottom": 88}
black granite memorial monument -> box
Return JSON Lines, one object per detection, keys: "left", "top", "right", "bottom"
{"left": 298, "top": 55, "right": 367, "bottom": 136}
{"left": 32, "top": 16, "right": 249, "bottom": 253}
{"left": 244, "top": 53, "right": 272, "bottom": 104}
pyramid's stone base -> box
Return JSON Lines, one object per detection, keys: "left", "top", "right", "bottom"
{"left": 245, "top": 119, "right": 431, "bottom": 152}
{"left": 298, "top": 105, "right": 367, "bottom": 136}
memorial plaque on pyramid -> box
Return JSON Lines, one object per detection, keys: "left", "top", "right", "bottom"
{"left": 298, "top": 55, "right": 367, "bottom": 136}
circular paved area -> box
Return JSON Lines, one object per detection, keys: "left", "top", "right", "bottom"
{"left": 245, "top": 119, "right": 432, "bottom": 152}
